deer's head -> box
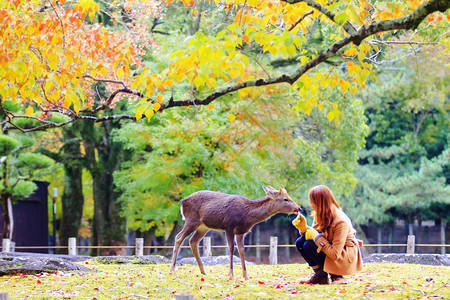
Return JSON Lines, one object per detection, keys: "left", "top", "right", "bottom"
{"left": 262, "top": 186, "right": 300, "bottom": 214}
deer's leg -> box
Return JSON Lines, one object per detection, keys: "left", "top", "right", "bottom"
{"left": 236, "top": 234, "right": 248, "bottom": 280}
{"left": 189, "top": 227, "right": 209, "bottom": 275}
{"left": 170, "top": 222, "right": 199, "bottom": 273}
{"left": 225, "top": 231, "right": 235, "bottom": 280}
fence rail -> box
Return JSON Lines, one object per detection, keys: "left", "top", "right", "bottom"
{"left": 2, "top": 235, "right": 449, "bottom": 265}
{"left": 8, "top": 244, "right": 450, "bottom": 249}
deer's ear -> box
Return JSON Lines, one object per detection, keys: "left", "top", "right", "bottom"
{"left": 263, "top": 186, "right": 277, "bottom": 196}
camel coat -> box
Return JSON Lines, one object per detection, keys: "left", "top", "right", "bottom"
{"left": 312, "top": 208, "right": 363, "bottom": 276}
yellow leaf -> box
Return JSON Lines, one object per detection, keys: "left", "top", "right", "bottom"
{"left": 152, "top": 102, "right": 161, "bottom": 112}
{"left": 99, "top": 67, "right": 109, "bottom": 77}
{"left": 339, "top": 79, "right": 350, "bottom": 95}
{"left": 116, "top": 68, "right": 124, "bottom": 79}
{"left": 344, "top": 48, "right": 358, "bottom": 56}
{"left": 247, "top": 0, "right": 258, "bottom": 7}
{"left": 25, "top": 107, "right": 33, "bottom": 116}
{"left": 228, "top": 113, "right": 236, "bottom": 122}
{"left": 145, "top": 109, "right": 154, "bottom": 121}
{"left": 327, "top": 111, "right": 336, "bottom": 122}
{"left": 74, "top": 101, "right": 81, "bottom": 115}
{"left": 63, "top": 98, "right": 71, "bottom": 109}
{"left": 194, "top": 76, "right": 206, "bottom": 89}
{"left": 165, "top": 79, "right": 173, "bottom": 88}
{"left": 287, "top": 45, "right": 296, "bottom": 57}
{"left": 318, "top": 103, "right": 323, "bottom": 110}
{"left": 280, "top": 44, "right": 288, "bottom": 57}
{"left": 238, "top": 88, "right": 249, "bottom": 98}
{"left": 135, "top": 108, "right": 143, "bottom": 121}
{"left": 304, "top": 102, "right": 312, "bottom": 115}
{"left": 358, "top": 50, "right": 366, "bottom": 62}
{"left": 229, "top": 68, "right": 239, "bottom": 79}
{"left": 347, "top": 62, "right": 362, "bottom": 76}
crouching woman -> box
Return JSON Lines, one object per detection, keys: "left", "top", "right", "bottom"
{"left": 292, "top": 185, "right": 363, "bottom": 285}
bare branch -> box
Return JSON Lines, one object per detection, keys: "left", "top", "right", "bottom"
{"left": 370, "top": 40, "right": 438, "bottom": 45}
{"left": 47, "top": 0, "right": 65, "bottom": 49}
{"left": 288, "top": 10, "right": 314, "bottom": 31}
{"left": 82, "top": 75, "right": 127, "bottom": 88}
{"left": 283, "top": 0, "right": 357, "bottom": 34}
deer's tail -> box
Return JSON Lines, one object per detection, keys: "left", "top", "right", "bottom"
{"left": 180, "top": 205, "right": 185, "bottom": 221}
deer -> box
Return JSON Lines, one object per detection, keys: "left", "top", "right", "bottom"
{"left": 170, "top": 186, "right": 300, "bottom": 280}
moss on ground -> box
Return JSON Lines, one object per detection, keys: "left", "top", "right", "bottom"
{"left": 0, "top": 262, "right": 448, "bottom": 299}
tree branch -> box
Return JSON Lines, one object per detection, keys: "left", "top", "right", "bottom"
{"left": 162, "top": 0, "right": 450, "bottom": 109}
{"left": 4, "top": 0, "right": 449, "bottom": 132}
{"left": 288, "top": 10, "right": 314, "bottom": 31}
{"left": 283, "top": 0, "right": 357, "bottom": 34}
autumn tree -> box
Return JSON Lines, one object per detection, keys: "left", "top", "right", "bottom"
{"left": 0, "top": 0, "right": 448, "bottom": 130}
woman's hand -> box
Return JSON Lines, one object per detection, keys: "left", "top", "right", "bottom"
{"left": 292, "top": 214, "right": 309, "bottom": 234}
{"left": 305, "top": 228, "right": 319, "bottom": 240}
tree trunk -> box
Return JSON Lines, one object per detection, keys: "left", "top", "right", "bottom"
{"left": 82, "top": 120, "right": 129, "bottom": 256}
{"left": 1, "top": 196, "right": 10, "bottom": 239}
{"left": 57, "top": 125, "right": 85, "bottom": 253}
{"left": 59, "top": 161, "right": 84, "bottom": 248}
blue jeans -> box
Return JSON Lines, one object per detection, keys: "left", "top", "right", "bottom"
{"left": 295, "top": 236, "right": 326, "bottom": 268}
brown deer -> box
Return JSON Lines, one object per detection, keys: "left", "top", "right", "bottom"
{"left": 170, "top": 186, "right": 300, "bottom": 280}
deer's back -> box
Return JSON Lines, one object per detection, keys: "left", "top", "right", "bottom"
{"left": 181, "top": 190, "right": 250, "bottom": 231}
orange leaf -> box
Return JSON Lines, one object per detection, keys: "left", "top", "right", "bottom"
{"left": 242, "top": 34, "right": 251, "bottom": 45}
{"left": 152, "top": 102, "right": 161, "bottom": 112}
{"left": 207, "top": 104, "right": 214, "bottom": 111}
{"left": 25, "top": 107, "right": 34, "bottom": 116}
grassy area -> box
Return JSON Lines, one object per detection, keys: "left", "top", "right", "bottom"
{"left": 1, "top": 262, "right": 448, "bottom": 299}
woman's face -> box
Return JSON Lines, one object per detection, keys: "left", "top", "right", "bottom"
{"left": 309, "top": 199, "right": 317, "bottom": 211}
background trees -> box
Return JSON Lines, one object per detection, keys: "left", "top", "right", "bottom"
{"left": 0, "top": 0, "right": 448, "bottom": 249}
{"left": 343, "top": 42, "right": 449, "bottom": 237}
{"left": 0, "top": 126, "right": 53, "bottom": 238}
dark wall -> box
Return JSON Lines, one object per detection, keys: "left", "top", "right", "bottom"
{"left": 0, "top": 181, "right": 49, "bottom": 253}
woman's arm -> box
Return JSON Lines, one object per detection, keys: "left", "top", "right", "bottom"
{"left": 314, "top": 220, "right": 348, "bottom": 261}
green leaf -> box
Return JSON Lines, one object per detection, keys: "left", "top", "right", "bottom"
{"left": 335, "top": 12, "right": 349, "bottom": 25}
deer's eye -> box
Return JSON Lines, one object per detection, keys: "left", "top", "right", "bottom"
{"left": 284, "top": 198, "right": 289, "bottom": 201}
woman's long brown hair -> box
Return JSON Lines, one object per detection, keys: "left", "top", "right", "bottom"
{"left": 309, "top": 185, "right": 340, "bottom": 231}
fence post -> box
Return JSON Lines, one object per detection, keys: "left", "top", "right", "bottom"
{"left": 0, "top": 292, "right": 9, "bottom": 300}
{"left": 135, "top": 238, "right": 144, "bottom": 256}
{"left": 269, "top": 236, "right": 278, "bottom": 265}
{"left": 407, "top": 235, "right": 415, "bottom": 254}
{"left": 175, "top": 294, "right": 193, "bottom": 300}
{"left": 203, "top": 237, "right": 212, "bottom": 257}
{"left": 68, "top": 237, "right": 77, "bottom": 255}
{"left": 2, "top": 239, "right": 11, "bottom": 252}
{"left": 255, "top": 226, "right": 261, "bottom": 263}
{"left": 441, "top": 219, "right": 446, "bottom": 255}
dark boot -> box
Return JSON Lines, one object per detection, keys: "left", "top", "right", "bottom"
{"left": 330, "top": 274, "right": 348, "bottom": 285}
{"left": 299, "top": 265, "right": 329, "bottom": 285}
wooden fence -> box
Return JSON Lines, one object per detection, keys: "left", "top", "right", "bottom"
{"left": 2, "top": 235, "right": 449, "bottom": 264}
